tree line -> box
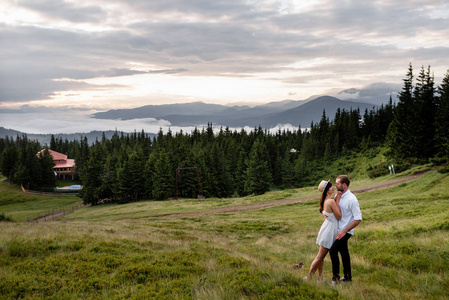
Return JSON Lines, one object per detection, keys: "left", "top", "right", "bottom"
{"left": 0, "top": 136, "right": 56, "bottom": 190}
{"left": 1, "top": 64, "right": 448, "bottom": 204}
{"left": 387, "top": 64, "right": 449, "bottom": 161}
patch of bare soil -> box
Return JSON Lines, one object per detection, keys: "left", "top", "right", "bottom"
{"left": 155, "top": 173, "right": 426, "bottom": 219}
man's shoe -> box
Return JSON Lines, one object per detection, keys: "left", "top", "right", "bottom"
{"left": 331, "top": 280, "right": 338, "bottom": 286}
{"left": 340, "top": 276, "right": 351, "bottom": 282}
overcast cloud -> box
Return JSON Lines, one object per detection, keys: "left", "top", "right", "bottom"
{"left": 1, "top": 0, "right": 449, "bottom": 133}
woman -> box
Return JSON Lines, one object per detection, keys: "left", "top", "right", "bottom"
{"left": 305, "top": 180, "right": 342, "bottom": 281}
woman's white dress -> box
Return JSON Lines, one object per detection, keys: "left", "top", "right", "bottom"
{"left": 316, "top": 211, "right": 338, "bottom": 249}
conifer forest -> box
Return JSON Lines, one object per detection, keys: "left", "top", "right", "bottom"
{"left": 1, "top": 64, "right": 448, "bottom": 204}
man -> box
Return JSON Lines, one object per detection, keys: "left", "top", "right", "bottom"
{"left": 330, "top": 175, "right": 362, "bottom": 285}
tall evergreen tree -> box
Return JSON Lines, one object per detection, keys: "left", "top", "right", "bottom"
{"left": 176, "top": 166, "right": 201, "bottom": 199}
{"left": 244, "top": 138, "right": 272, "bottom": 195}
{"left": 414, "top": 66, "right": 436, "bottom": 158}
{"left": 196, "top": 146, "right": 217, "bottom": 198}
{"left": 0, "top": 142, "right": 18, "bottom": 179}
{"left": 234, "top": 145, "right": 248, "bottom": 196}
{"left": 280, "top": 148, "right": 297, "bottom": 188}
{"left": 37, "top": 148, "right": 57, "bottom": 188}
{"left": 75, "top": 136, "right": 90, "bottom": 180}
{"left": 115, "top": 150, "right": 146, "bottom": 203}
{"left": 387, "top": 63, "right": 417, "bottom": 160}
{"left": 435, "top": 69, "right": 449, "bottom": 158}
{"left": 15, "top": 144, "right": 42, "bottom": 188}
{"left": 50, "top": 135, "right": 57, "bottom": 150}
{"left": 79, "top": 145, "right": 105, "bottom": 205}
{"left": 150, "top": 148, "right": 174, "bottom": 200}
{"left": 377, "top": 96, "right": 395, "bottom": 142}
{"left": 210, "top": 143, "right": 234, "bottom": 197}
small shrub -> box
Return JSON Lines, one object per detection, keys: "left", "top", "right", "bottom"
{"left": 0, "top": 212, "right": 12, "bottom": 222}
{"left": 437, "top": 164, "right": 449, "bottom": 173}
{"left": 7, "top": 238, "right": 61, "bottom": 258}
{"left": 367, "top": 163, "right": 389, "bottom": 178}
{"left": 393, "top": 161, "right": 412, "bottom": 173}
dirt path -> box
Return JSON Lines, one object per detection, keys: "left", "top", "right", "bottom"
{"left": 35, "top": 202, "right": 86, "bottom": 222}
{"left": 32, "top": 172, "right": 426, "bottom": 221}
{"left": 155, "top": 173, "right": 426, "bottom": 218}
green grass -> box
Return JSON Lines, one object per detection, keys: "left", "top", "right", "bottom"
{"left": 0, "top": 178, "right": 81, "bottom": 221}
{"left": 1, "top": 170, "right": 449, "bottom": 299}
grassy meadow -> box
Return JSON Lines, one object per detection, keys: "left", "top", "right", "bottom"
{"left": 1, "top": 169, "right": 449, "bottom": 299}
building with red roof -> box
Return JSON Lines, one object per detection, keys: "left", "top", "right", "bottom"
{"left": 37, "top": 149, "right": 76, "bottom": 180}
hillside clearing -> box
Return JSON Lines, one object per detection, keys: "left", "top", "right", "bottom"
{"left": 155, "top": 172, "right": 427, "bottom": 218}
{"left": 1, "top": 170, "right": 448, "bottom": 299}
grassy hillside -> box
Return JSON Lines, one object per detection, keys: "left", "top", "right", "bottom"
{"left": 1, "top": 169, "right": 448, "bottom": 299}
{"left": 0, "top": 179, "right": 81, "bottom": 222}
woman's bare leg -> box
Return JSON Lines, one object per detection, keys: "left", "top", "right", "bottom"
{"left": 307, "top": 246, "right": 329, "bottom": 279}
{"left": 318, "top": 260, "right": 324, "bottom": 280}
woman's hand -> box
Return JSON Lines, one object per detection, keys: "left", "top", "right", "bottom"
{"left": 334, "top": 191, "right": 342, "bottom": 202}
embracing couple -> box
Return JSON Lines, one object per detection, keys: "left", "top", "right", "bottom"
{"left": 305, "top": 175, "right": 362, "bottom": 285}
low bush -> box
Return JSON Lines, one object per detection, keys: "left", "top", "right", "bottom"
{"left": 0, "top": 212, "right": 12, "bottom": 222}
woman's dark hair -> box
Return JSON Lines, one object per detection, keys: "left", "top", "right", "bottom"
{"left": 319, "top": 181, "right": 332, "bottom": 213}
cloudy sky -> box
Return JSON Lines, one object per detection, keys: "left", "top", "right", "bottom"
{"left": 1, "top": 0, "right": 449, "bottom": 134}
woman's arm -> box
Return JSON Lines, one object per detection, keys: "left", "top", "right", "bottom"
{"left": 329, "top": 199, "right": 342, "bottom": 220}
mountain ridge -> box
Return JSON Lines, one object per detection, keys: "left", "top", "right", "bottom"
{"left": 92, "top": 96, "right": 379, "bottom": 128}
{"left": 0, "top": 128, "right": 157, "bottom": 146}
{"left": 1, "top": 94, "right": 383, "bottom": 143}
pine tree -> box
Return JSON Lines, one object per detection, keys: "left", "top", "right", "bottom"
{"left": 387, "top": 63, "right": 417, "bottom": 160}
{"left": 234, "top": 146, "right": 248, "bottom": 196}
{"left": 176, "top": 165, "right": 200, "bottom": 198}
{"left": 115, "top": 149, "right": 146, "bottom": 203}
{"left": 244, "top": 138, "right": 272, "bottom": 195}
{"left": 75, "top": 136, "right": 90, "bottom": 180}
{"left": 209, "top": 143, "right": 234, "bottom": 198}
{"left": 414, "top": 66, "right": 436, "bottom": 158}
{"left": 174, "top": 137, "right": 203, "bottom": 199}
{"left": 79, "top": 145, "right": 105, "bottom": 205}
{"left": 50, "top": 135, "right": 57, "bottom": 150}
{"left": 100, "top": 151, "right": 116, "bottom": 201}
{"left": 38, "top": 148, "right": 56, "bottom": 188}
{"left": 0, "top": 142, "right": 18, "bottom": 179}
{"left": 143, "top": 153, "right": 154, "bottom": 198}
{"left": 435, "top": 69, "right": 449, "bottom": 158}
{"left": 16, "top": 144, "right": 42, "bottom": 188}
{"left": 150, "top": 148, "right": 174, "bottom": 200}
{"left": 377, "top": 96, "right": 395, "bottom": 142}
{"left": 281, "top": 148, "right": 297, "bottom": 188}
{"left": 196, "top": 146, "right": 217, "bottom": 198}
{"left": 318, "top": 110, "right": 331, "bottom": 156}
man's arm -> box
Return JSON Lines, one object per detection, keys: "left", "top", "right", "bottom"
{"left": 336, "top": 219, "right": 362, "bottom": 240}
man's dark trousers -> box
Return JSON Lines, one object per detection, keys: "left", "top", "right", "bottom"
{"left": 330, "top": 233, "right": 352, "bottom": 281}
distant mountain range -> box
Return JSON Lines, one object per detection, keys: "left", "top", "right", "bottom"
{"left": 0, "top": 94, "right": 384, "bottom": 145}
{"left": 0, "top": 128, "right": 157, "bottom": 146}
{"left": 93, "top": 96, "right": 379, "bottom": 128}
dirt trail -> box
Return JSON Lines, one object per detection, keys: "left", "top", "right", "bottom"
{"left": 35, "top": 202, "right": 86, "bottom": 222}
{"left": 33, "top": 172, "right": 426, "bottom": 221}
{"left": 155, "top": 173, "right": 426, "bottom": 219}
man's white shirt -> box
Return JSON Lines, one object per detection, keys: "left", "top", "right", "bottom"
{"left": 337, "top": 189, "right": 362, "bottom": 235}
